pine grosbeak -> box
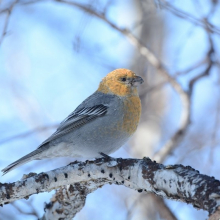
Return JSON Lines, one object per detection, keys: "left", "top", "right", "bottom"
{"left": 2, "top": 68, "right": 144, "bottom": 174}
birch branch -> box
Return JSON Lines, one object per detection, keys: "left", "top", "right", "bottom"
{"left": 1, "top": 157, "right": 220, "bottom": 218}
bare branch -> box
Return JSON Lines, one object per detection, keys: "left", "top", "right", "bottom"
{"left": 1, "top": 157, "right": 220, "bottom": 218}
{"left": 0, "top": 124, "right": 58, "bottom": 145}
{"left": 189, "top": 36, "right": 214, "bottom": 96}
{"left": 158, "top": 1, "right": 220, "bottom": 35}
{"left": 154, "top": 33, "right": 215, "bottom": 162}
{"left": 11, "top": 200, "right": 39, "bottom": 218}
{"left": 175, "top": 58, "right": 208, "bottom": 76}
{"left": 0, "top": 0, "right": 17, "bottom": 46}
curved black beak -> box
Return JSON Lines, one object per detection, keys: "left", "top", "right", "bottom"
{"left": 131, "top": 76, "right": 144, "bottom": 86}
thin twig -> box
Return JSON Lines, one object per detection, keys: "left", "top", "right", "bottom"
{"left": 0, "top": 0, "right": 17, "bottom": 46}
{"left": 11, "top": 200, "right": 39, "bottom": 218}
{"left": 175, "top": 58, "right": 208, "bottom": 76}
{"left": 158, "top": 1, "right": 220, "bottom": 35}
{"left": 188, "top": 36, "right": 214, "bottom": 96}
{"left": 0, "top": 124, "right": 58, "bottom": 145}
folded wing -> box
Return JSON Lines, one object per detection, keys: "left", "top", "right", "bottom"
{"left": 38, "top": 104, "right": 108, "bottom": 147}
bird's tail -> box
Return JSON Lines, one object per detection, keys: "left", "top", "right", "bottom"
{"left": 1, "top": 147, "right": 45, "bottom": 175}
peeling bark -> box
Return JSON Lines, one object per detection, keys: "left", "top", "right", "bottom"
{"left": 1, "top": 157, "right": 220, "bottom": 218}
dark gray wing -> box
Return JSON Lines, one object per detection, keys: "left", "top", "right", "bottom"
{"left": 38, "top": 104, "right": 108, "bottom": 147}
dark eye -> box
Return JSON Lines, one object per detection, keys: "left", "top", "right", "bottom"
{"left": 121, "top": 77, "right": 126, "bottom": 82}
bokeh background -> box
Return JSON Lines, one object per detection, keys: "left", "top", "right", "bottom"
{"left": 0, "top": 0, "right": 220, "bottom": 219}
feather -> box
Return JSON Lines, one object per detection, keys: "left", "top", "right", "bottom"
{"left": 38, "top": 104, "right": 108, "bottom": 147}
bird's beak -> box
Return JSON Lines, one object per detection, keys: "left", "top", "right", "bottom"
{"left": 131, "top": 76, "right": 144, "bottom": 86}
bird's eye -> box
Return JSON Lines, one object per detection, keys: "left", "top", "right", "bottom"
{"left": 121, "top": 77, "right": 126, "bottom": 82}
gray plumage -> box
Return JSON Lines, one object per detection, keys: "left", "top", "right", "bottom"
{"left": 2, "top": 92, "right": 128, "bottom": 175}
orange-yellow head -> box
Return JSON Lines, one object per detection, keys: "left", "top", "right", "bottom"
{"left": 97, "top": 69, "right": 144, "bottom": 96}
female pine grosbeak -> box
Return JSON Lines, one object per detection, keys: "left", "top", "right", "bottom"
{"left": 2, "top": 68, "right": 144, "bottom": 174}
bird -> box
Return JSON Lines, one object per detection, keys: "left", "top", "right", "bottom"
{"left": 2, "top": 68, "right": 144, "bottom": 175}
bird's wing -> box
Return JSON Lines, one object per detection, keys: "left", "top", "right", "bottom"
{"left": 39, "top": 104, "right": 108, "bottom": 147}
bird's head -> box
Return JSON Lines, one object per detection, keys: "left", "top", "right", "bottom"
{"left": 97, "top": 69, "right": 144, "bottom": 96}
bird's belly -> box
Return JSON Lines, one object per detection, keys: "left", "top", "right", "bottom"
{"left": 48, "top": 117, "right": 130, "bottom": 158}
{"left": 70, "top": 126, "right": 129, "bottom": 158}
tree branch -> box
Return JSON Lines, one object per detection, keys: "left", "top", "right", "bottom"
{"left": 0, "top": 0, "right": 17, "bottom": 46}
{"left": 1, "top": 157, "right": 220, "bottom": 218}
{"left": 158, "top": 0, "right": 220, "bottom": 35}
{"left": 0, "top": 124, "right": 58, "bottom": 145}
{"left": 154, "top": 31, "right": 215, "bottom": 163}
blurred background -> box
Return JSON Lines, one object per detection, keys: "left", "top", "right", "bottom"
{"left": 0, "top": 0, "right": 220, "bottom": 219}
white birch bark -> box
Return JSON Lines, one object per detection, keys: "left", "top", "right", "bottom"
{"left": 1, "top": 157, "right": 220, "bottom": 219}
